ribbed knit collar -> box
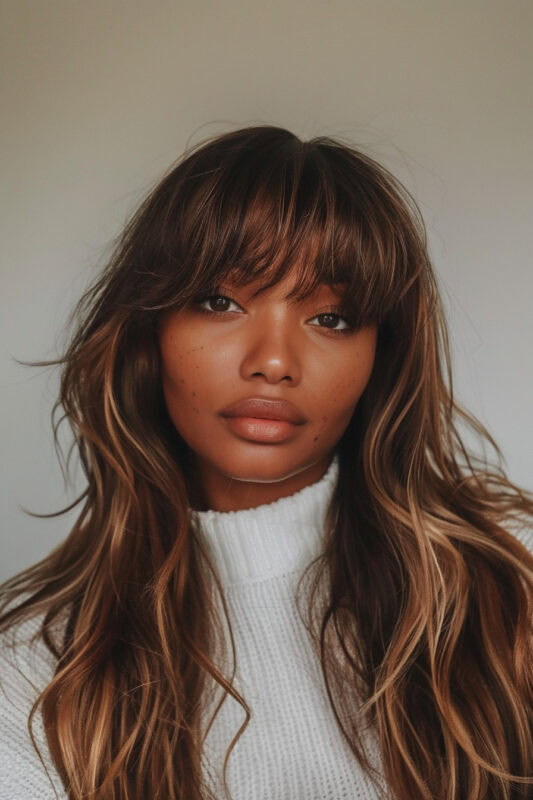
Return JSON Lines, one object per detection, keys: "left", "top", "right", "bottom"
{"left": 189, "top": 451, "right": 339, "bottom": 587}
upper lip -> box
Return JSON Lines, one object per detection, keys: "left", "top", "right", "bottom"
{"left": 219, "top": 396, "right": 307, "bottom": 424}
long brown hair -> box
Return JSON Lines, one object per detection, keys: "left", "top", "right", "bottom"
{"left": 1, "top": 125, "right": 532, "bottom": 799}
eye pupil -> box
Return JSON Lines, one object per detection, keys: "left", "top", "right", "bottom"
{"left": 320, "top": 313, "right": 338, "bottom": 328}
{"left": 211, "top": 295, "right": 229, "bottom": 311}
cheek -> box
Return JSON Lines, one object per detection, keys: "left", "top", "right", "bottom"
{"left": 320, "top": 333, "right": 377, "bottom": 401}
{"left": 159, "top": 342, "right": 186, "bottom": 395}
{"left": 159, "top": 355, "right": 204, "bottom": 446}
{"left": 158, "top": 328, "right": 192, "bottom": 408}
{"left": 159, "top": 331, "right": 220, "bottom": 416}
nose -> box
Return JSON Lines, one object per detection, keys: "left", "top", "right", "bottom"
{"left": 239, "top": 315, "right": 302, "bottom": 385}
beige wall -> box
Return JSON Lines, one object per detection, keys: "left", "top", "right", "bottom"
{"left": 1, "top": 0, "right": 532, "bottom": 580}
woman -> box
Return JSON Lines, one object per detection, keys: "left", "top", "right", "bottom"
{"left": 1, "top": 125, "right": 532, "bottom": 800}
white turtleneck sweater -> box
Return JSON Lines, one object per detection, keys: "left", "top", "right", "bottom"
{"left": 190, "top": 451, "right": 387, "bottom": 799}
{"left": 1, "top": 451, "right": 531, "bottom": 799}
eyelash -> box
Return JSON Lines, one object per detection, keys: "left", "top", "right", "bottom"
{"left": 192, "top": 293, "right": 356, "bottom": 336}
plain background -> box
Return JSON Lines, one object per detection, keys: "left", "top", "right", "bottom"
{"left": 1, "top": 0, "right": 531, "bottom": 583}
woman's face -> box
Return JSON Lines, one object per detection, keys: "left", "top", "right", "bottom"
{"left": 158, "top": 268, "right": 378, "bottom": 511}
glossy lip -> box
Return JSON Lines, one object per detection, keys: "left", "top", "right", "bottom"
{"left": 218, "top": 396, "right": 307, "bottom": 425}
{"left": 222, "top": 416, "right": 299, "bottom": 444}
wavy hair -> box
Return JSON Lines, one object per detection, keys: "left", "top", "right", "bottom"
{"left": 1, "top": 125, "right": 532, "bottom": 799}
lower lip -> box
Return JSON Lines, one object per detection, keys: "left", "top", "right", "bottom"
{"left": 221, "top": 415, "right": 300, "bottom": 443}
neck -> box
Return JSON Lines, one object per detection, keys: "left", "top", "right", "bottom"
{"left": 189, "top": 450, "right": 340, "bottom": 586}
{"left": 189, "top": 451, "right": 336, "bottom": 513}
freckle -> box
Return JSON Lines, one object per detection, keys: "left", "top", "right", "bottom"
{"left": 322, "top": 416, "right": 327, "bottom": 421}
{"left": 192, "top": 392, "right": 196, "bottom": 397}
{"left": 313, "top": 435, "right": 319, "bottom": 441}
{"left": 180, "top": 379, "right": 185, "bottom": 383}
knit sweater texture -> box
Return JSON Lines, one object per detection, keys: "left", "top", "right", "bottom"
{"left": 1, "top": 450, "right": 532, "bottom": 799}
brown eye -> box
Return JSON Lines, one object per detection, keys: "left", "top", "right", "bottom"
{"left": 309, "top": 310, "right": 354, "bottom": 334}
{"left": 195, "top": 294, "right": 241, "bottom": 314}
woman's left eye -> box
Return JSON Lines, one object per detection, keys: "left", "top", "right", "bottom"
{"left": 194, "top": 294, "right": 354, "bottom": 335}
{"left": 309, "top": 310, "right": 354, "bottom": 334}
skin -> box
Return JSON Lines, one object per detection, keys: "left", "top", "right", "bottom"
{"left": 158, "top": 267, "right": 378, "bottom": 512}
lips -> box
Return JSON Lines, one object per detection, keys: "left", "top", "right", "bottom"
{"left": 219, "top": 396, "right": 307, "bottom": 425}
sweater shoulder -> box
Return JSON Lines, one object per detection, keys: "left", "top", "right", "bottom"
{"left": 0, "top": 609, "right": 67, "bottom": 799}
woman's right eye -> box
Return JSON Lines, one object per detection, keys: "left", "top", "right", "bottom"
{"left": 194, "top": 294, "right": 242, "bottom": 315}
